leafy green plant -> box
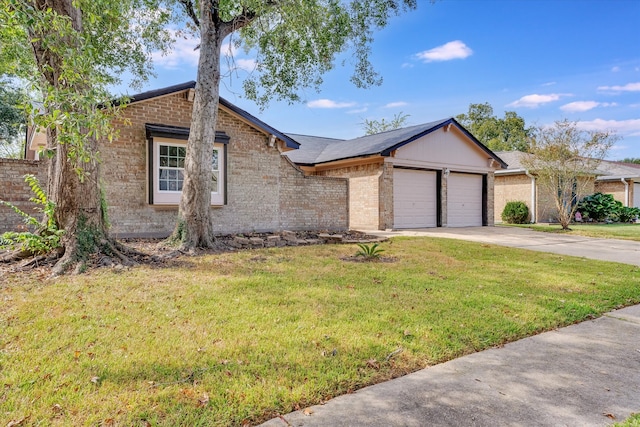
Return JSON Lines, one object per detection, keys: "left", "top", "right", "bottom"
{"left": 501, "top": 201, "right": 529, "bottom": 224}
{"left": 577, "top": 193, "right": 618, "bottom": 222}
{"left": 355, "top": 243, "right": 384, "bottom": 259}
{"left": 612, "top": 205, "right": 640, "bottom": 223}
{"left": 0, "top": 174, "right": 63, "bottom": 254}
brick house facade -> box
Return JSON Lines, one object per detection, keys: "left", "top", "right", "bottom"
{"left": 288, "top": 120, "right": 506, "bottom": 230}
{"left": 7, "top": 82, "right": 348, "bottom": 237}
{"left": 494, "top": 151, "right": 640, "bottom": 223}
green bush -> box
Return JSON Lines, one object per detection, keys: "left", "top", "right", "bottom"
{"left": 577, "top": 193, "right": 618, "bottom": 222}
{"left": 501, "top": 201, "right": 529, "bottom": 224}
{"left": 577, "top": 192, "right": 639, "bottom": 223}
{"left": 612, "top": 205, "right": 640, "bottom": 223}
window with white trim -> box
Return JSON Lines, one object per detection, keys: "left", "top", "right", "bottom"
{"left": 150, "top": 137, "right": 225, "bottom": 205}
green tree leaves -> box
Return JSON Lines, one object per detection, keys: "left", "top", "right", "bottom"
{"left": 456, "top": 102, "right": 532, "bottom": 152}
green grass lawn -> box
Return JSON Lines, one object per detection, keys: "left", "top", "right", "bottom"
{"left": 616, "top": 413, "right": 640, "bottom": 427}
{"left": 505, "top": 222, "right": 640, "bottom": 241}
{"left": 2, "top": 237, "right": 640, "bottom": 426}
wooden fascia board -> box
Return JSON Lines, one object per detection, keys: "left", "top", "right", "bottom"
{"left": 310, "top": 156, "right": 383, "bottom": 172}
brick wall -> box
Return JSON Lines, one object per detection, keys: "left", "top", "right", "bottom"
{"left": 494, "top": 174, "right": 532, "bottom": 223}
{"left": 316, "top": 162, "right": 382, "bottom": 229}
{"left": 0, "top": 159, "right": 46, "bottom": 233}
{"left": 101, "top": 91, "right": 348, "bottom": 237}
{"left": 594, "top": 180, "right": 630, "bottom": 206}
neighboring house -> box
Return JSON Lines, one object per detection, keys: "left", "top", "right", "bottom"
{"left": 16, "top": 81, "right": 349, "bottom": 237}
{"left": 285, "top": 119, "right": 507, "bottom": 230}
{"left": 494, "top": 151, "right": 640, "bottom": 223}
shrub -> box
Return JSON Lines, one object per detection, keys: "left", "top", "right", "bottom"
{"left": 501, "top": 201, "right": 529, "bottom": 224}
{"left": 577, "top": 193, "right": 618, "bottom": 222}
{"left": 612, "top": 205, "right": 640, "bottom": 223}
{"left": 355, "top": 243, "right": 384, "bottom": 259}
{"left": 0, "top": 175, "right": 63, "bottom": 254}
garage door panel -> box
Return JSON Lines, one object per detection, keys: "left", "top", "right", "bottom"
{"left": 447, "top": 173, "right": 483, "bottom": 227}
{"left": 393, "top": 169, "right": 437, "bottom": 228}
{"left": 634, "top": 183, "right": 640, "bottom": 208}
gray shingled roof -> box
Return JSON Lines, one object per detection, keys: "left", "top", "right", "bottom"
{"left": 495, "top": 151, "right": 640, "bottom": 180}
{"left": 287, "top": 118, "right": 507, "bottom": 167}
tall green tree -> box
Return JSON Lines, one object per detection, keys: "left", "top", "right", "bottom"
{"left": 0, "top": 0, "right": 171, "bottom": 272}
{"left": 521, "top": 119, "right": 618, "bottom": 230}
{"left": 621, "top": 158, "right": 640, "bottom": 164}
{"left": 172, "top": 0, "right": 419, "bottom": 249}
{"left": 362, "top": 112, "right": 410, "bottom": 135}
{"left": 456, "top": 102, "right": 531, "bottom": 152}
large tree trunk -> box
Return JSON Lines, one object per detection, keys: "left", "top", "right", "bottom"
{"left": 172, "top": 0, "right": 226, "bottom": 249}
{"left": 30, "top": 0, "right": 110, "bottom": 273}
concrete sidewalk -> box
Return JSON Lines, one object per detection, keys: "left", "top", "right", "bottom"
{"left": 260, "top": 227, "right": 640, "bottom": 426}
{"left": 366, "top": 226, "right": 640, "bottom": 267}
{"left": 261, "top": 305, "right": 640, "bottom": 426}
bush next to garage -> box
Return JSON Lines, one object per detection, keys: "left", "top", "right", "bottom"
{"left": 501, "top": 201, "right": 529, "bottom": 224}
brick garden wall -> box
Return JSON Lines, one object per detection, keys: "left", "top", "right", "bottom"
{"left": 0, "top": 159, "right": 46, "bottom": 233}
{"left": 101, "top": 90, "right": 348, "bottom": 237}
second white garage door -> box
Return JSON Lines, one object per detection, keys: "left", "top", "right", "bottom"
{"left": 393, "top": 169, "right": 437, "bottom": 228}
{"left": 447, "top": 173, "right": 483, "bottom": 227}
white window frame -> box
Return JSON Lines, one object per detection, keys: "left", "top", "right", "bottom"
{"left": 151, "top": 137, "right": 225, "bottom": 205}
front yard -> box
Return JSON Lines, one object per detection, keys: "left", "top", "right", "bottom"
{"left": 507, "top": 223, "right": 640, "bottom": 241}
{"left": 2, "top": 237, "right": 639, "bottom": 426}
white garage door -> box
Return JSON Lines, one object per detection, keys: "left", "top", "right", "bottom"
{"left": 393, "top": 169, "right": 437, "bottom": 228}
{"left": 447, "top": 173, "right": 483, "bottom": 227}
{"left": 635, "top": 183, "right": 640, "bottom": 208}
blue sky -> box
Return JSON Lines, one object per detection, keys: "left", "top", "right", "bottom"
{"left": 131, "top": 0, "right": 640, "bottom": 160}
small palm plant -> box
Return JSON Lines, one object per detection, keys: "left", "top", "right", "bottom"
{"left": 355, "top": 243, "right": 384, "bottom": 260}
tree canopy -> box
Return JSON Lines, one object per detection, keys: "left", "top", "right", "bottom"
{"left": 0, "top": 78, "right": 26, "bottom": 158}
{"left": 521, "top": 119, "right": 618, "bottom": 230}
{"left": 456, "top": 102, "right": 531, "bottom": 152}
{"left": 362, "top": 112, "right": 410, "bottom": 135}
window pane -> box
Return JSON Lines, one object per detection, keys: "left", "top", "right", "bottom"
{"left": 159, "top": 156, "right": 168, "bottom": 167}
{"left": 169, "top": 158, "right": 177, "bottom": 168}
{"left": 168, "top": 170, "right": 176, "bottom": 180}
{"left": 212, "top": 171, "right": 219, "bottom": 192}
{"left": 168, "top": 181, "right": 177, "bottom": 191}
{"left": 159, "top": 181, "right": 167, "bottom": 191}
{"left": 169, "top": 146, "right": 177, "bottom": 156}
{"left": 212, "top": 150, "right": 219, "bottom": 171}
{"left": 159, "top": 169, "right": 168, "bottom": 180}
{"left": 178, "top": 147, "right": 186, "bottom": 158}
{"left": 160, "top": 145, "right": 168, "bottom": 155}
{"left": 178, "top": 158, "right": 185, "bottom": 168}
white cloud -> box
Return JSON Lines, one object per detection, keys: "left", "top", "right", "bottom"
{"left": 233, "top": 58, "right": 257, "bottom": 71}
{"left": 560, "top": 101, "right": 616, "bottom": 112}
{"left": 307, "top": 99, "right": 357, "bottom": 109}
{"left": 611, "top": 66, "right": 621, "bottom": 72}
{"left": 576, "top": 118, "right": 640, "bottom": 136}
{"left": 597, "top": 82, "right": 640, "bottom": 92}
{"left": 507, "top": 93, "right": 568, "bottom": 108}
{"left": 401, "top": 63, "right": 414, "bottom": 69}
{"left": 384, "top": 101, "right": 408, "bottom": 108}
{"left": 541, "top": 81, "right": 557, "bottom": 87}
{"left": 347, "top": 107, "right": 368, "bottom": 114}
{"left": 415, "top": 40, "right": 473, "bottom": 63}
{"left": 151, "top": 33, "right": 200, "bottom": 69}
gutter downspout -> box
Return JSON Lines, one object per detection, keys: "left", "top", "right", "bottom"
{"left": 525, "top": 171, "right": 536, "bottom": 223}
{"left": 621, "top": 178, "right": 629, "bottom": 206}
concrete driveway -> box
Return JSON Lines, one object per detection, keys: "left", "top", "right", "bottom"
{"left": 366, "top": 226, "right": 640, "bottom": 267}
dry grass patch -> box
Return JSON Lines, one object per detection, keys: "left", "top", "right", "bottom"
{"left": 2, "top": 237, "right": 639, "bottom": 426}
